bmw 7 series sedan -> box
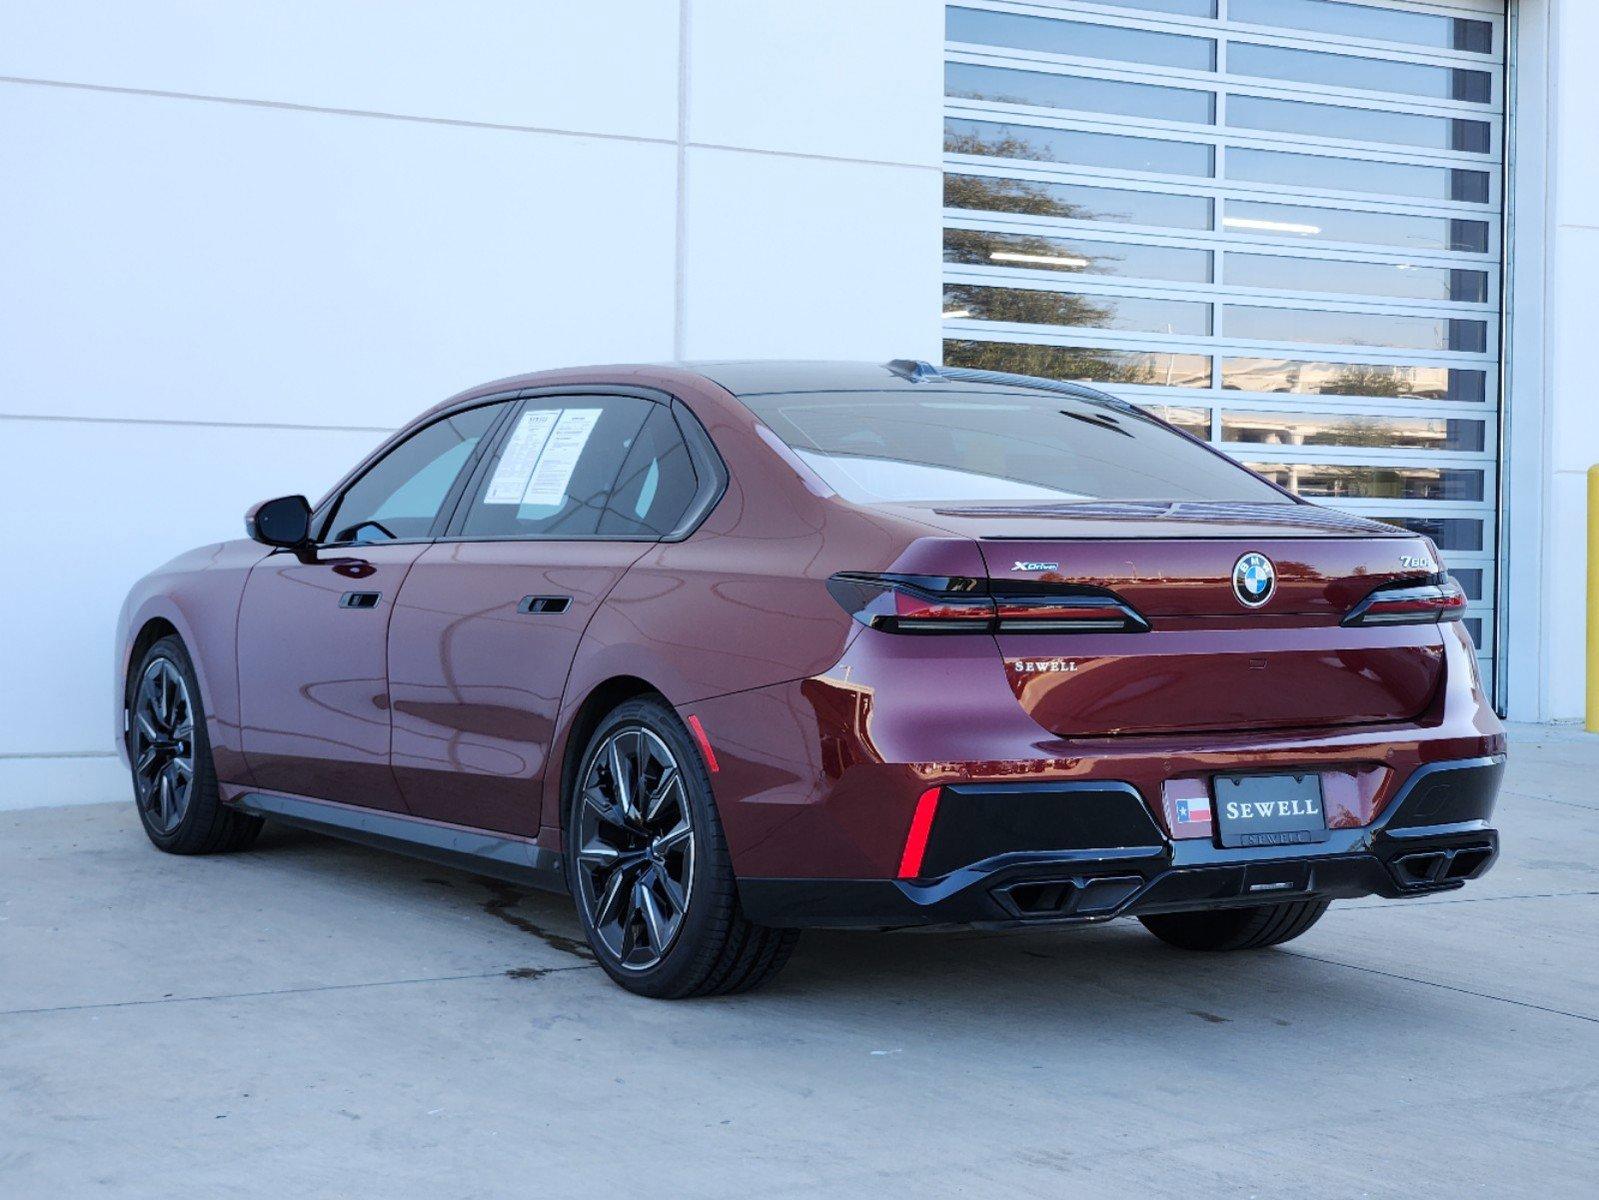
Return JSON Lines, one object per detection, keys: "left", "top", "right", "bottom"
{"left": 116, "top": 360, "right": 1505, "bottom": 997}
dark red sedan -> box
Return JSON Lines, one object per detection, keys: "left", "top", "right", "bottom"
{"left": 116, "top": 361, "right": 1505, "bottom": 997}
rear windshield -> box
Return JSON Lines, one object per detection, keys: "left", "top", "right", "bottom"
{"left": 739, "top": 389, "right": 1290, "bottom": 506}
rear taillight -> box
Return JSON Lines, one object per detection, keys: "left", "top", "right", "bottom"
{"left": 992, "top": 596, "right": 1146, "bottom": 632}
{"left": 1343, "top": 573, "right": 1466, "bottom": 627}
{"left": 827, "top": 573, "right": 1149, "bottom": 634}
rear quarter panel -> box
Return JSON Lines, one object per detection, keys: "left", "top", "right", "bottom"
{"left": 542, "top": 371, "right": 981, "bottom": 840}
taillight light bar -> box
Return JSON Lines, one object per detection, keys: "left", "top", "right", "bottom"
{"left": 992, "top": 598, "right": 1144, "bottom": 633}
{"left": 827, "top": 572, "right": 1149, "bottom": 635}
{"left": 1342, "top": 573, "right": 1467, "bottom": 627}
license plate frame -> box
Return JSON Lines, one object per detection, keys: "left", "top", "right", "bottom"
{"left": 1212, "top": 772, "right": 1328, "bottom": 849}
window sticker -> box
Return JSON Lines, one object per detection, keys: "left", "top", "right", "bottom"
{"left": 522, "top": 408, "right": 601, "bottom": 506}
{"left": 483, "top": 408, "right": 601, "bottom": 506}
{"left": 484, "top": 410, "right": 558, "bottom": 505}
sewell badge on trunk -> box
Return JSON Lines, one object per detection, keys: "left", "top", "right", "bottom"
{"left": 1212, "top": 773, "right": 1329, "bottom": 848}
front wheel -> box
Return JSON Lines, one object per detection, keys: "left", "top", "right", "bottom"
{"left": 566, "top": 697, "right": 798, "bottom": 998}
{"left": 1139, "top": 899, "right": 1330, "bottom": 952}
{"left": 127, "top": 635, "right": 262, "bottom": 855}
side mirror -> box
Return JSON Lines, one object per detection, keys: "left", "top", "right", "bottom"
{"left": 245, "top": 495, "right": 312, "bottom": 550}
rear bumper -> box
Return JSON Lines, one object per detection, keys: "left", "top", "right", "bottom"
{"left": 738, "top": 755, "right": 1503, "bottom": 930}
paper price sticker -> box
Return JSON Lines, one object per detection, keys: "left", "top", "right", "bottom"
{"left": 484, "top": 408, "right": 601, "bottom": 506}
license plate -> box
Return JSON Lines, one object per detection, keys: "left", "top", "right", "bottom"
{"left": 1212, "top": 773, "right": 1328, "bottom": 849}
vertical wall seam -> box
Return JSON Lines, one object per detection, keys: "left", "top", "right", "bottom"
{"left": 673, "top": 0, "right": 692, "bottom": 360}
{"left": 1539, "top": 0, "right": 1559, "bottom": 722}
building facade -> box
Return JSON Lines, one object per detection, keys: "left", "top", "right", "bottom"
{"left": 0, "top": 1, "right": 1593, "bottom": 806}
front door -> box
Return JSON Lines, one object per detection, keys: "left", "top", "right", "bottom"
{"left": 237, "top": 545, "right": 426, "bottom": 809}
{"left": 388, "top": 391, "right": 702, "bottom": 833}
{"left": 237, "top": 401, "right": 507, "bottom": 810}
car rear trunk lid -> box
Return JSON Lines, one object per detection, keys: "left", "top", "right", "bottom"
{"left": 896, "top": 501, "right": 1449, "bottom": 737}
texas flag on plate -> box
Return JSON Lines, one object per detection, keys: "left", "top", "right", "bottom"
{"left": 1164, "top": 780, "right": 1214, "bottom": 838}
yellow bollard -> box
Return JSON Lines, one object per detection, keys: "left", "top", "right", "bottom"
{"left": 1591, "top": 466, "right": 1599, "bottom": 732}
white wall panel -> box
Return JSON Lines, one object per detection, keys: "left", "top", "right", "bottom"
{"left": 680, "top": 147, "right": 941, "bottom": 360}
{"left": 0, "top": 85, "right": 678, "bottom": 428}
{"left": 1543, "top": 470, "right": 1588, "bottom": 719}
{"left": 1548, "top": 228, "right": 1599, "bottom": 476}
{"left": 1539, "top": 0, "right": 1599, "bottom": 720}
{"left": 690, "top": 0, "right": 942, "bottom": 164}
{"left": 1552, "top": 0, "right": 1599, "bottom": 231}
{"left": 0, "top": 420, "right": 388, "bottom": 763}
{"left": 1, "top": 2, "right": 949, "bottom": 800}
{"left": 0, "top": 0, "right": 679, "bottom": 141}
{"left": 0, "top": 758, "right": 127, "bottom": 813}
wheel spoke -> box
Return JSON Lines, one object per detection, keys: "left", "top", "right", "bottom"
{"left": 637, "top": 879, "right": 669, "bottom": 955}
{"left": 618, "top": 913, "right": 642, "bottom": 961}
{"left": 138, "top": 675, "right": 163, "bottom": 729}
{"left": 135, "top": 746, "right": 160, "bottom": 776}
{"left": 657, "top": 867, "right": 687, "bottom": 915}
{"left": 654, "top": 819, "right": 692, "bottom": 855}
{"left": 608, "top": 735, "right": 637, "bottom": 822}
{"left": 581, "top": 784, "right": 628, "bottom": 833}
{"left": 643, "top": 766, "right": 680, "bottom": 825}
{"left": 594, "top": 864, "right": 630, "bottom": 927}
{"left": 577, "top": 839, "right": 621, "bottom": 867}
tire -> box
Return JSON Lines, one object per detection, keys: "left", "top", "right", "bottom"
{"left": 1139, "top": 899, "right": 1330, "bottom": 952}
{"left": 565, "top": 696, "right": 798, "bottom": 998}
{"left": 126, "top": 635, "right": 263, "bottom": 855}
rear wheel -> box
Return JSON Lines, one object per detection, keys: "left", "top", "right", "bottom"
{"left": 127, "top": 635, "right": 262, "bottom": 855}
{"left": 1139, "top": 899, "right": 1329, "bottom": 952}
{"left": 566, "top": 696, "right": 798, "bottom": 998}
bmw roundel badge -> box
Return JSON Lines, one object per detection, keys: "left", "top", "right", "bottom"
{"left": 1232, "top": 552, "right": 1275, "bottom": 608}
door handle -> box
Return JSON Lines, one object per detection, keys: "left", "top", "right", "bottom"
{"left": 339, "top": 591, "right": 381, "bottom": 609}
{"left": 518, "top": 595, "right": 571, "bottom": 614}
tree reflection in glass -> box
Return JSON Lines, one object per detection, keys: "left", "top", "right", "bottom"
{"left": 945, "top": 339, "right": 1212, "bottom": 389}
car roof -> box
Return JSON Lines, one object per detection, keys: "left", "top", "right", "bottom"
{"left": 687, "top": 359, "right": 1128, "bottom": 406}
{"left": 421, "top": 360, "right": 1138, "bottom": 429}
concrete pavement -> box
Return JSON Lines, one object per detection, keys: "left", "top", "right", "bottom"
{"left": 2, "top": 724, "right": 1596, "bottom": 1198}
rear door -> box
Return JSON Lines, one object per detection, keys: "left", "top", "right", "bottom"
{"left": 387, "top": 390, "right": 703, "bottom": 834}
{"left": 237, "top": 401, "right": 509, "bottom": 809}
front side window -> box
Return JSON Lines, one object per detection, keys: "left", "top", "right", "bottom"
{"left": 739, "top": 389, "right": 1289, "bottom": 506}
{"left": 324, "top": 403, "right": 504, "bottom": 544}
{"left": 458, "top": 395, "right": 653, "bottom": 539}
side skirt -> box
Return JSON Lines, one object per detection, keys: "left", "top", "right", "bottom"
{"left": 226, "top": 791, "right": 568, "bottom": 893}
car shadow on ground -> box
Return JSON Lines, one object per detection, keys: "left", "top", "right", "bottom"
{"left": 249, "top": 820, "right": 1404, "bottom": 1036}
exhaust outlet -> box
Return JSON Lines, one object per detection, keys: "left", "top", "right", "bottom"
{"left": 1392, "top": 851, "right": 1448, "bottom": 887}
{"left": 1389, "top": 843, "right": 1495, "bottom": 890}
{"left": 1444, "top": 846, "right": 1494, "bottom": 879}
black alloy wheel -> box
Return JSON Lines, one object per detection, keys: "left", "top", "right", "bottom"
{"left": 573, "top": 725, "right": 696, "bottom": 971}
{"left": 566, "top": 697, "right": 799, "bottom": 998}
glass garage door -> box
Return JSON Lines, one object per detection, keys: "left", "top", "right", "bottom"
{"left": 941, "top": 0, "right": 1506, "bottom": 691}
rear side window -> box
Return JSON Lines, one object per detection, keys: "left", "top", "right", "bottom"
{"left": 598, "top": 407, "right": 700, "bottom": 537}
{"left": 738, "top": 389, "right": 1288, "bottom": 505}
{"left": 458, "top": 395, "right": 651, "bottom": 538}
